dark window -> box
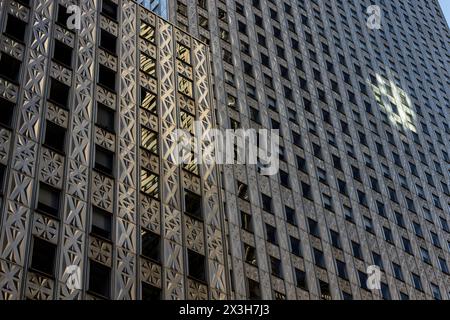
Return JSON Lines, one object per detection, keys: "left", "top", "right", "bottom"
{"left": 102, "top": 0, "right": 118, "bottom": 20}
{"left": 141, "top": 282, "right": 161, "bottom": 300}
{"left": 308, "top": 218, "right": 320, "bottom": 238}
{"left": 319, "top": 280, "right": 331, "bottom": 300}
{"left": 31, "top": 237, "right": 56, "bottom": 276}
{"left": 301, "top": 182, "right": 312, "bottom": 200}
{"left": 261, "top": 194, "right": 272, "bottom": 213}
{"left": 352, "top": 241, "right": 363, "bottom": 260}
{"left": 439, "top": 257, "right": 449, "bottom": 274}
{"left": 392, "top": 262, "right": 404, "bottom": 281}
{"left": 344, "top": 206, "right": 354, "bottom": 222}
{"left": 312, "top": 143, "right": 322, "bottom": 160}
{"left": 141, "top": 229, "right": 160, "bottom": 263}
{"left": 100, "top": 30, "right": 117, "bottom": 55}
{"left": 184, "top": 191, "right": 202, "bottom": 220}
{"left": 395, "top": 212, "right": 406, "bottom": 228}
{"left": 332, "top": 155, "right": 342, "bottom": 171}
{"left": 431, "top": 283, "right": 442, "bottom": 300}
{"left": 237, "top": 181, "right": 249, "bottom": 200}
{"left": 431, "top": 231, "right": 441, "bottom": 248}
{"left": 381, "top": 282, "right": 391, "bottom": 300}
{"left": 372, "top": 252, "right": 384, "bottom": 270}
{"left": 364, "top": 216, "right": 374, "bottom": 233}
{"left": 265, "top": 224, "right": 277, "bottom": 245}
{"left": 337, "top": 179, "right": 348, "bottom": 196}
{"left": 241, "top": 211, "right": 253, "bottom": 233}
{"left": 330, "top": 230, "right": 341, "bottom": 249}
{"left": 280, "top": 170, "right": 290, "bottom": 188}
{"left": 96, "top": 103, "right": 115, "bottom": 132}
{"left": 290, "top": 236, "right": 301, "bottom": 257}
{"left": 285, "top": 206, "right": 296, "bottom": 226}
{"left": 37, "top": 183, "right": 60, "bottom": 217}
{"left": 247, "top": 278, "right": 261, "bottom": 300}
{"left": 44, "top": 121, "right": 66, "bottom": 153}
{"left": 420, "top": 247, "right": 431, "bottom": 264}
{"left": 295, "top": 269, "right": 307, "bottom": 290}
{"left": 187, "top": 249, "right": 206, "bottom": 282}
{"left": 98, "top": 65, "right": 116, "bottom": 91}
{"left": 56, "top": 5, "right": 71, "bottom": 27}
{"left": 0, "top": 53, "right": 21, "bottom": 83}
{"left": 336, "top": 260, "right": 348, "bottom": 280}
{"left": 413, "top": 222, "right": 423, "bottom": 238}
{"left": 400, "top": 292, "right": 409, "bottom": 300}
{"left": 244, "top": 244, "right": 257, "bottom": 265}
{"left": 342, "top": 291, "right": 353, "bottom": 300}
{"left": 49, "top": 79, "right": 70, "bottom": 109}
{"left": 292, "top": 131, "right": 302, "bottom": 147}
{"left": 53, "top": 40, "right": 72, "bottom": 67}
{"left": 270, "top": 256, "right": 283, "bottom": 278}
{"left": 296, "top": 156, "right": 307, "bottom": 172}
{"left": 313, "top": 248, "right": 326, "bottom": 269}
{"left": 358, "top": 271, "right": 368, "bottom": 290}
{"left": 4, "top": 15, "right": 27, "bottom": 42}
{"left": 383, "top": 227, "right": 393, "bottom": 243}
{"left": 0, "top": 98, "right": 15, "bottom": 127}
{"left": 402, "top": 237, "right": 413, "bottom": 255}
{"left": 95, "top": 146, "right": 114, "bottom": 175}
{"left": 377, "top": 201, "right": 386, "bottom": 217}
{"left": 411, "top": 273, "right": 423, "bottom": 291}
{"left": 91, "top": 207, "right": 112, "bottom": 240}
{"left": 89, "top": 260, "right": 111, "bottom": 298}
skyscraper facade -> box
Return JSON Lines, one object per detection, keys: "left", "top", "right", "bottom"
{"left": 168, "top": 0, "right": 450, "bottom": 300}
{"left": 0, "top": 0, "right": 449, "bottom": 301}
{"left": 0, "top": 0, "right": 228, "bottom": 300}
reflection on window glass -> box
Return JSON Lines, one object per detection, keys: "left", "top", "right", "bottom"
{"left": 183, "top": 153, "right": 199, "bottom": 175}
{"left": 140, "top": 22, "right": 155, "bottom": 42}
{"left": 140, "top": 54, "right": 156, "bottom": 77}
{"left": 177, "top": 43, "right": 191, "bottom": 64}
{"left": 180, "top": 111, "right": 195, "bottom": 133}
{"left": 141, "top": 127, "right": 158, "bottom": 154}
{"left": 141, "top": 169, "right": 159, "bottom": 198}
{"left": 141, "top": 88, "right": 157, "bottom": 114}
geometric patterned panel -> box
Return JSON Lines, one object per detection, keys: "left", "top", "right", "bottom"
{"left": 0, "top": 260, "right": 23, "bottom": 300}
{"left": 91, "top": 171, "right": 114, "bottom": 213}
{"left": 0, "top": 128, "right": 11, "bottom": 165}
{"left": 115, "top": 0, "right": 138, "bottom": 300}
{"left": 89, "top": 236, "right": 113, "bottom": 267}
{"left": 185, "top": 216, "right": 204, "bottom": 253}
{"left": 25, "top": 272, "right": 54, "bottom": 300}
{"left": 187, "top": 278, "right": 208, "bottom": 300}
{"left": 140, "top": 258, "right": 162, "bottom": 288}
{"left": 140, "top": 195, "right": 161, "bottom": 234}
{"left": 32, "top": 213, "right": 59, "bottom": 244}
{"left": 39, "top": 147, "right": 65, "bottom": 189}
{"left": 0, "top": 200, "right": 30, "bottom": 266}
{"left": 0, "top": 0, "right": 228, "bottom": 300}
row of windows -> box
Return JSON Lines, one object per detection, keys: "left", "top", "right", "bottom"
{"left": 29, "top": 235, "right": 161, "bottom": 299}
{"left": 242, "top": 244, "right": 445, "bottom": 300}
{"left": 187, "top": 0, "right": 450, "bottom": 300}
{"left": 216, "top": 4, "right": 450, "bottom": 223}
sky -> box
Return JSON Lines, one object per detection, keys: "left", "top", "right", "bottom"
{"left": 439, "top": 0, "right": 450, "bottom": 26}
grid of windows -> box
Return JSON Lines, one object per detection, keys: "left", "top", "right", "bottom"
{"left": 175, "top": 0, "right": 450, "bottom": 300}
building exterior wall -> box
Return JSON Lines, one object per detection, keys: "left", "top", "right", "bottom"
{"left": 170, "top": 0, "right": 450, "bottom": 300}
{"left": 0, "top": 0, "right": 227, "bottom": 300}
{"left": 0, "top": 0, "right": 450, "bottom": 301}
